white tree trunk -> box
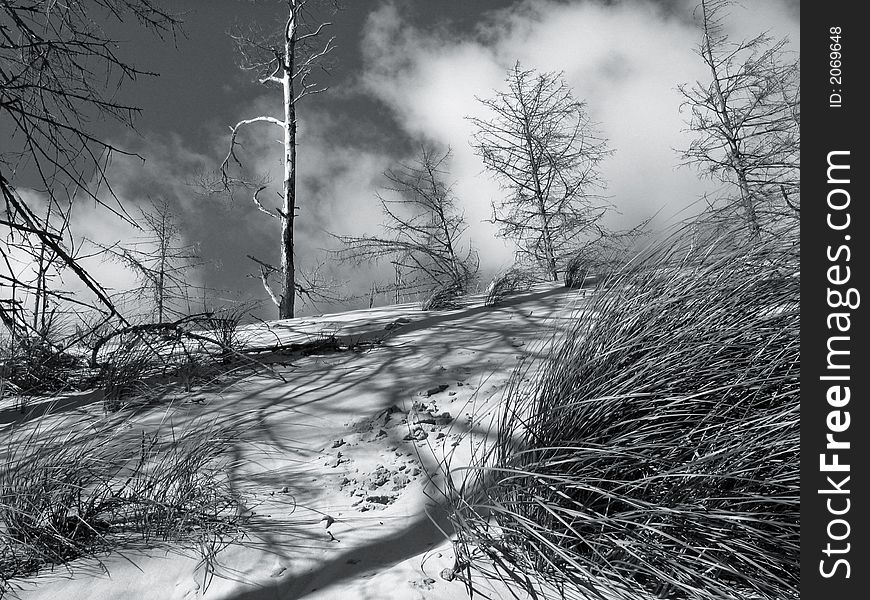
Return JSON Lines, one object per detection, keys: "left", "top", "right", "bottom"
{"left": 279, "top": 10, "right": 297, "bottom": 319}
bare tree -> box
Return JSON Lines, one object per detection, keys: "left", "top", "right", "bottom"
{"left": 0, "top": 199, "right": 69, "bottom": 338}
{"left": 219, "top": 0, "right": 338, "bottom": 319}
{"left": 1, "top": 0, "right": 181, "bottom": 338}
{"left": 679, "top": 0, "right": 800, "bottom": 236}
{"left": 96, "top": 198, "right": 203, "bottom": 322}
{"left": 469, "top": 63, "right": 611, "bottom": 282}
{"left": 334, "top": 147, "right": 478, "bottom": 302}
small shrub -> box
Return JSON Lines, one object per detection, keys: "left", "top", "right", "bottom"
{"left": 99, "top": 333, "right": 155, "bottom": 412}
{"left": 564, "top": 251, "right": 622, "bottom": 289}
{"left": 173, "top": 354, "right": 208, "bottom": 393}
{"left": 0, "top": 335, "right": 80, "bottom": 398}
{"left": 422, "top": 281, "right": 464, "bottom": 311}
{"left": 563, "top": 255, "right": 591, "bottom": 288}
{"left": 199, "top": 303, "right": 252, "bottom": 364}
{"left": 484, "top": 268, "right": 537, "bottom": 307}
{"left": 564, "top": 229, "right": 652, "bottom": 290}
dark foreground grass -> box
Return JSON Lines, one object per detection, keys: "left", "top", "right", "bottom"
{"left": 449, "top": 226, "right": 799, "bottom": 600}
{"left": 0, "top": 406, "right": 249, "bottom": 594}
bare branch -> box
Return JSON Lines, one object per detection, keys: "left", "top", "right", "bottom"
{"left": 220, "top": 116, "right": 284, "bottom": 178}
{"left": 296, "top": 21, "right": 332, "bottom": 43}
{"left": 252, "top": 185, "right": 280, "bottom": 218}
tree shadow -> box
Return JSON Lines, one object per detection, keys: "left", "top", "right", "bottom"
{"left": 4, "top": 283, "right": 588, "bottom": 597}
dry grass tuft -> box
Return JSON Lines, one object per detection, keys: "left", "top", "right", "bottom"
{"left": 422, "top": 281, "right": 465, "bottom": 311}
{"left": 0, "top": 335, "right": 81, "bottom": 401}
{"left": 450, "top": 224, "right": 799, "bottom": 600}
{"left": 0, "top": 407, "right": 249, "bottom": 593}
{"left": 484, "top": 268, "right": 539, "bottom": 307}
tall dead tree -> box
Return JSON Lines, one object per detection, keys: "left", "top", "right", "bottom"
{"left": 334, "top": 147, "right": 478, "bottom": 302}
{"left": 1, "top": 0, "right": 181, "bottom": 339}
{"left": 469, "top": 63, "right": 611, "bottom": 282}
{"left": 220, "top": 0, "right": 337, "bottom": 319}
{"left": 679, "top": 0, "right": 800, "bottom": 236}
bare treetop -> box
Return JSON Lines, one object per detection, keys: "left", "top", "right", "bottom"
{"left": 95, "top": 198, "right": 203, "bottom": 322}
{"left": 679, "top": 0, "right": 799, "bottom": 236}
{"left": 469, "top": 63, "right": 611, "bottom": 281}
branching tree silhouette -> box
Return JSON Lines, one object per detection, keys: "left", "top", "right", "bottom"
{"left": 219, "top": 0, "right": 338, "bottom": 319}
{"left": 334, "top": 147, "right": 478, "bottom": 302}
{"left": 679, "top": 0, "right": 800, "bottom": 236}
{"left": 1, "top": 199, "right": 69, "bottom": 339}
{"left": 1, "top": 0, "right": 181, "bottom": 339}
{"left": 96, "top": 199, "right": 202, "bottom": 322}
{"left": 469, "top": 63, "right": 611, "bottom": 282}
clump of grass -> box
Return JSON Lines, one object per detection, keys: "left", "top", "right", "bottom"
{"left": 422, "top": 281, "right": 465, "bottom": 311}
{"left": 563, "top": 247, "right": 627, "bottom": 290}
{"left": 0, "top": 334, "right": 80, "bottom": 400}
{"left": 484, "top": 268, "right": 538, "bottom": 307}
{"left": 563, "top": 255, "right": 593, "bottom": 289}
{"left": 200, "top": 304, "right": 253, "bottom": 365}
{"left": 450, "top": 225, "right": 799, "bottom": 600}
{"left": 99, "top": 333, "right": 156, "bottom": 412}
{"left": 173, "top": 354, "right": 209, "bottom": 393}
{"left": 0, "top": 407, "right": 248, "bottom": 593}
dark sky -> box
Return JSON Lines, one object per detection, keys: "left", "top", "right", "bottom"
{"left": 12, "top": 0, "right": 799, "bottom": 318}
{"left": 108, "top": 1, "right": 525, "bottom": 147}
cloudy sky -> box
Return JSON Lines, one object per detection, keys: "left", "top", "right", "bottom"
{"left": 15, "top": 0, "right": 800, "bottom": 318}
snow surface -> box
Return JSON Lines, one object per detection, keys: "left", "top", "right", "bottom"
{"left": 8, "top": 283, "right": 590, "bottom": 600}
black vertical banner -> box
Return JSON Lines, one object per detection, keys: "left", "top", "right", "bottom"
{"left": 802, "top": 3, "right": 868, "bottom": 599}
